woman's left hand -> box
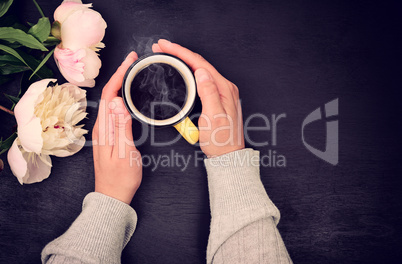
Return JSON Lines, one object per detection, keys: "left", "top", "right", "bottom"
{"left": 92, "top": 52, "right": 142, "bottom": 204}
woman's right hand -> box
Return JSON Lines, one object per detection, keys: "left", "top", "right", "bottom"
{"left": 152, "top": 39, "right": 245, "bottom": 157}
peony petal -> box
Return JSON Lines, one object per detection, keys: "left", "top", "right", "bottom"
{"left": 15, "top": 79, "right": 56, "bottom": 153}
{"left": 7, "top": 139, "right": 28, "bottom": 184}
{"left": 15, "top": 79, "right": 56, "bottom": 125}
{"left": 71, "top": 111, "right": 87, "bottom": 126}
{"left": 69, "top": 78, "right": 95, "bottom": 88}
{"left": 54, "top": 1, "right": 91, "bottom": 24}
{"left": 61, "top": 9, "right": 107, "bottom": 50}
{"left": 7, "top": 139, "right": 52, "bottom": 184}
{"left": 59, "top": 82, "right": 87, "bottom": 109}
{"left": 51, "top": 135, "right": 86, "bottom": 157}
{"left": 54, "top": 46, "right": 99, "bottom": 87}
{"left": 54, "top": 46, "right": 86, "bottom": 84}
{"left": 23, "top": 154, "right": 52, "bottom": 184}
{"left": 82, "top": 48, "right": 101, "bottom": 80}
{"left": 17, "top": 117, "right": 43, "bottom": 154}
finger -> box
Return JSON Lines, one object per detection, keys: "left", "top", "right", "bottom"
{"left": 92, "top": 119, "right": 99, "bottom": 156}
{"left": 92, "top": 131, "right": 99, "bottom": 162}
{"left": 112, "top": 97, "right": 134, "bottom": 142}
{"left": 228, "top": 83, "right": 240, "bottom": 114}
{"left": 232, "top": 83, "right": 240, "bottom": 103}
{"left": 102, "top": 51, "right": 138, "bottom": 101}
{"left": 104, "top": 99, "right": 116, "bottom": 154}
{"left": 236, "top": 99, "right": 245, "bottom": 146}
{"left": 92, "top": 116, "right": 99, "bottom": 150}
{"left": 152, "top": 43, "right": 163, "bottom": 53}
{"left": 195, "top": 68, "right": 225, "bottom": 116}
{"left": 157, "top": 39, "right": 221, "bottom": 78}
{"left": 91, "top": 99, "right": 114, "bottom": 159}
{"left": 111, "top": 97, "right": 136, "bottom": 159}
{"left": 157, "top": 39, "right": 236, "bottom": 110}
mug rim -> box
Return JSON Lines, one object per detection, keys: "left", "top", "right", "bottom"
{"left": 122, "top": 53, "right": 196, "bottom": 127}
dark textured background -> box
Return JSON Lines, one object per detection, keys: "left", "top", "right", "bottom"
{"left": 1, "top": 0, "right": 401, "bottom": 263}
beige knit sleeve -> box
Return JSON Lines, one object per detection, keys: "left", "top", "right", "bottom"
{"left": 204, "top": 148, "right": 292, "bottom": 264}
{"left": 41, "top": 192, "right": 137, "bottom": 264}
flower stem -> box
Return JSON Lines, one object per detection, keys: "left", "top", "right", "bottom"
{"left": 32, "top": 0, "right": 45, "bottom": 18}
{"left": 0, "top": 105, "right": 14, "bottom": 116}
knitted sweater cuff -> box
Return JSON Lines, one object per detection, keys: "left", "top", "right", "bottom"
{"left": 41, "top": 192, "right": 137, "bottom": 264}
{"left": 204, "top": 148, "right": 280, "bottom": 221}
{"left": 205, "top": 148, "right": 281, "bottom": 264}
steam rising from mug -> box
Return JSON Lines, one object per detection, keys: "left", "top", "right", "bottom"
{"left": 132, "top": 63, "right": 187, "bottom": 120}
{"left": 122, "top": 53, "right": 199, "bottom": 145}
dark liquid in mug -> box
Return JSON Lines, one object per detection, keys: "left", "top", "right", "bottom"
{"left": 130, "top": 63, "right": 187, "bottom": 120}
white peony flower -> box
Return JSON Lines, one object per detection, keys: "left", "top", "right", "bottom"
{"left": 7, "top": 79, "right": 88, "bottom": 184}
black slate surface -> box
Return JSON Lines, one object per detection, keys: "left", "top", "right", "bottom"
{"left": 1, "top": 0, "right": 401, "bottom": 263}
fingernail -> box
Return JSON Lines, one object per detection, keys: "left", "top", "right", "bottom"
{"left": 125, "top": 51, "right": 135, "bottom": 61}
{"left": 112, "top": 98, "right": 126, "bottom": 114}
{"left": 195, "top": 68, "right": 212, "bottom": 84}
{"left": 159, "top": 39, "right": 171, "bottom": 45}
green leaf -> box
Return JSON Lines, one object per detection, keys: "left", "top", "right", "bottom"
{"left": 29, "top": 48, "right": 54, "bottom": 79}
{"left": 4, "top": 92, "right": 20, "bottom": 111}
{"left": 0, "top": 132, "right": 17, "bottom": 155}
{"left": 28, "top": 17, "right": 50, "bottom": 42}
{"left": 0, "top": 40, "right": 21, "bottom": 49}
{"left": 4, "top": 93, "right": 19, "bottom": 104}
{"left": 0, "top": 27, "right": 48, "bottom": 51}
{"left": 0, "top": 54, "right": 27, "bottom": 76}
{"left": 0, "top": 54, "right": 24, "bottom": 65}
{"left": 0, "top": 14, "right": 18, "bottom": 27}
{"left": 0, "top": 0, "right": 13, "bottom": 18}
{"left": 0, "top": 43, "right": 31, "bottom": 69}
{"left": 0, "top": 44, "right": 52, "bottom": 79}
{"left": 18, "top": 49, "right": 53, "bottom": 78}
{"left": 0, "top": 64, "right": 29, "bottom": 74}
{"left": 11, "top": 22, "right": 28, "bottom": 32}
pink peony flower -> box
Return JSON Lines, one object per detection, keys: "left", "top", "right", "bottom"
{"left": 53, "top": 0, "right": 107, "bottom": 87}
{"left": 54, "top": 46, "right": 101, "bottom": 88}
{"left": 8, "top": 79, "right": 87, "bottom": 184}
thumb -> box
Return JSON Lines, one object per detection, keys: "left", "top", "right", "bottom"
{"left": 195, "top": 68, "right": 225, "bottom": 115}
{"left": 111, "top": 97, "right": 135, "bottom": 158}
